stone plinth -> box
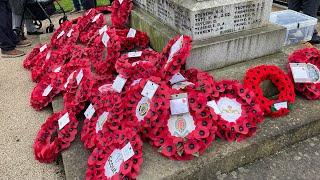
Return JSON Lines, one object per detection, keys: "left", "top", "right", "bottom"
{"left": 134, "top": 0, "right": 273, "bottom": 40}
{"left": 130, "top": 7, "right": 286, "bottom": 71}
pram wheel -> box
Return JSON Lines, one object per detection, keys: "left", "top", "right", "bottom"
{"left": 59, "top": 16, "right": 68, "bottom": 25}
{"left": 33, "top": 20, "right": 42, "bottom": 29}
{"left": 46, "top": 24, "right": 54, "bottom": 33}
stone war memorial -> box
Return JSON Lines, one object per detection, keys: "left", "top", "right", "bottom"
{"left": 23, "top": 0, "right": 320, "bottom": 179}
{"left": 131, "top": 0, "right": 285, "bottom": 71}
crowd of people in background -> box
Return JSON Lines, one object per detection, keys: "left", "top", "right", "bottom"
{"left": 0, "top": 0, "right": 319, "bottom": 58}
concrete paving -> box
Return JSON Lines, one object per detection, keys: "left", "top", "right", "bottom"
{"left": 220, "top": 135, "right": 320, "bottom": 180}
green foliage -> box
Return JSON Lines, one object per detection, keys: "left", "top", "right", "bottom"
{"left": 55, "top": 0, "right": 110, "bottom": 12}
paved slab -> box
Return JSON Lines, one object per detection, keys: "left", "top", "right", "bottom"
{"left": 0, "top": 36, "right": 65, "bottom": 180}
{"left": 220, "top": 135, "right": 320, "bottom": 180}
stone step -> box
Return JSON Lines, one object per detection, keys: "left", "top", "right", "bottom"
{"left": 130, "top": 7, "right": 286, "bottom": 71}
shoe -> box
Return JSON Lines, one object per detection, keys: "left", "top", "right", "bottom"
{"left": 27, "top": 31, "right": 44, "bottom": 35}
{"left": 69, "top": 8, "right": 81, "bottom": 14}
{"left": 308, "top": 35, "right": 320, "bottom": 45}
{"left": 1, "top": 49, "right": 25, "bottom": 58}
{"left": 16, "top": 40, "right": 31, "bottom": 47}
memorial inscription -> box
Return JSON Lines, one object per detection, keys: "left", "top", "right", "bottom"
{"left": 134, "top": 0, "right": 272, "bottom": 40}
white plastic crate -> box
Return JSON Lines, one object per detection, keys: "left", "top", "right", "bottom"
{"left": 270, "top": 10, "right": 318, "bottom": 45}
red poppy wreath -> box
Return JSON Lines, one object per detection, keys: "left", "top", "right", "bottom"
{"left": 79, "top": 13, "right": 107, "bottom": 45}
{"left": 33, "top": 109, "right": 78, "bottom": 163}
{"left": 115, "top": 28, "right": 149, "bottom": 51}
{"left": 111, "top": 0, "right": 133, "bottom": 29}
{"left": 86, "top": 128, "right": 143, "bottom": 180}
{"left": 50, "top": 20, "right": 79, "bottom": 49}
{"left": 115, "top": 50, "right": 163, "bottom": 79}
{"left": 243, "top": 65, "right": 295, "bottom": 118}
{"left": 287, "top": 48, "right": 320, "bottom": 99}
{"left": 24, "top": 44, "right": 50, "bottom": 70}
{"left": 144, "top": 87, "right": 218, "bottom": 160}
{"left": 159, "top": 35, "right": 192, "bottom": 82}
{"left": 207, "top": 80, "right": 263, "bottom": 142}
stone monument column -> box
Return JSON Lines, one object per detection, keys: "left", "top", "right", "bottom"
{"left": 130, "top": 0, "right": 286, "bottom": 71}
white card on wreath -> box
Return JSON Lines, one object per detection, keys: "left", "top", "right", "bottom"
{"left": 99, "top": 25, "right": 108, "bottom": 35}
{"left": 76, "top": 69, "right": 83, "bottom": 85}
{"left": 58, "top": 112, "right": 70, "bottom": 130}
{"left": 121, "top": 142, "right": 135, "bottom": 162}
{"left": 127, "top": 28, "right": 136, "bottom": 38}
{"left": 274, "top": 101, "right": 288, "bottom": 110}
{"left": 84, "top": 103, "right": 95, "bottom": 120}
{"left": 92, "top": 13, "right": 101, "bottom": 23}
{"left": 102, "top": 32, "right": 110, "bottom": 47}
{"left": 141, "top": 80, "right": 159, "bottom": 99}
{"left": 96, "top": 111, "right": 109, "bottom": 132}
{"left": 42, "top": 84, "right": 53, "bottom": 97}
{"left": 207, "top": 100, "right": 221, "bottom": 114}
{"left": 169, "top": 72, "right": 186, "bottom": 84}
{"left": 57, "top": 31, "right": 65, "bottom": 39}
{"left": 170, "top": 93, "right": 189, "bottom": 115}
{"left": 67, "top": 29, "right": 74, "bottom": 37}
{"left": 40, "top": 44, "right": 47, "bottom": 52}
{"left": 165, "top": 35, "right": 183, "bottom": 68}
{"left": 112, "top": 75, "right": 127, "bottom": 93}
{"left": 128, "top": 51, "right": 142, "bottom": 58}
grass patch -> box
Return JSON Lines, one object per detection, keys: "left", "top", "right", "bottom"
{"left": 55, "top": 0, "right": 110, "bottom": 12}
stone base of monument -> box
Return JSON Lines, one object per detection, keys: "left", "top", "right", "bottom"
{"left": 48, "top": 52, "right": 320, "bottom": 180}
{"left": 130, "top": 7, "right": 286, "bottom": 71}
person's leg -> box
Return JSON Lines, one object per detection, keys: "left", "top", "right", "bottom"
{"left": 12, "top": 12, "right": 23, "bottom": 30}
{"left": 288, "top": 0, "right": 303, "bottom": 11}
{"left": 73, "top": 0, "right": 81, "bottom": 10}
{"left": 80, "top": 0, "right": 86, "bottom": 10}
{"left": 302, "top": 0, "right": 320, "bottom": 42}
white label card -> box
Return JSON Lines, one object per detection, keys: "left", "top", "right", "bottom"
{"left": 45, "top": 51, "right": 51, "bottom": 60}
{"left": 135, "top": 97, "right": 151, "bottom": 121}
{"left": 54, "top": 66, "right": 61, "bottom": 73}
{"left": 127, "top": 28, "right": 136, "bottom": 38}
{"left": 104, "top": 149, "right": 123, "bottom": 178}
{"left": 169, "top": 72, "right": 186, "bottom": 84}
{"left": 58, "top": 112, "right": 70, "bottom": 130}
{"left": 141, "top": 80, "right": 159, "bottom": 99}
{"left": 274, "top": 101, "right": 288, "bottom": 110}
{"left": 121, "top": 142, "right": 135, "bottom": 162}
{"left": 42, "top": 84, "right": 53, "bottom": 97}
{"left": 40, "top": 44, "right": 47, "bottom": 52}
{"left": 57, "top": 31, "right": 65, "bottom": 39}
{"left": 102, "top": 32, "right": 110, "bottom": 47}
{"left": 207, "top": 100, "right": 221, "bottom": 114}
{"left": 64, "top": 71, "right": 76, "bottom": 89}
{"left": 92, "top": 13, "right": 101, "bottom": 23}
{"left": 99, "top": 25, "right": 108, "bottom": 35}
{"left": 112, "top": 75, "right": 127, "bottom": 93}
{"left": 76, "top": 69, "right": 84, "bottom": 85}
{"left": 165, "top": 35, "right": 183, "bottom": 68}
{"left": 168, "top": 113, "right": 195, "bottom": 137}
{"left": 131, "top": 78, "right": 141, "bottom": 86}
{"left": 217, "top": 97, "right": 242, "bottom": 123}
{"left": 86, "top": 9, "right": 92, "bottom": 16}
{"left": 84, "top": 104, "right": 95, "bottom": 120}
{"left": 172, "top": 81, "right": 194, "bottom": 90}
{"left": 119, "top": 0, "right": 124, "bottom": 4}
{"left": 96, "top": 112, "right": 109, "bottom": 133}
{"left": 170, "top": 93, "right": 189, "bottom": 115}
{"left": 290, "top": 63, "right": 320, "bottom": 83}
{"left": 67, "top": 29, "right": 74, "bottom": 37}
{"left": 128, "top": 51, "right": 142, "bottom": 58}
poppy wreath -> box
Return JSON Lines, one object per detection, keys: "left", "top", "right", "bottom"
{"left": 23, "top": 44, "right": 50, "bottom": 70}
{"left": 30, "top": 71, "right": 64, "bottom": 111}
{"left": 144, "top": 87, "right": 217, "bottom": 160}
{"left": 206, "top": 80, "right": 264, "bottom": 142}
{"left": 115, "top": 28, "right": 149, "bottom": 51}
{"left": 287, "top": 48, "right": 320, "bottom": 99}
{"left": 115, "top": 50, "right": 162, "bottom": 79}
{"left": 63, "top": 68, "right": 95, "bottom": 115}
{"left": 31, "top": 50, "right": 66, "bottom": 83}
{"left": 79, "top": 13, "right": 107, "bottom": 45}
{"left": 86, "top": 128, "right": 143, "bottom": 180}
{"left": 50, "top": 20, "right": 75, "bottom": 49}
{"left": 111, "top": 0, "right": 133, "bottom": 29}
{"left": 81, "top": 77, "right": 126, "bottom": 150}
{"left": 33, "top": 109, "right": 78, "bottom": 163}
{"left": 77, "top": 8, "right": 100, "bottom": 32}
{"left": 170, "top": 69, "right": 216, "bottom": 97}
{"left": 125, "top": 76, "right": 171, "bottom": 138}
{"left": 95, "top": 5, "right": 113, "bottom": 13}
{"left": 159, "top": 35, "right": 192, "bottom": 82}
{"left": 243, "top": 65, "right": 295, "bottom": 117}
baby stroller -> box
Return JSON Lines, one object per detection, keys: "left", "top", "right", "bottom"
{"left": 15, "top": 0, "right": 68, "bottom": 38}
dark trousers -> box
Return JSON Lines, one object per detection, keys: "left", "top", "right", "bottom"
{"left": 73, "top": 0, "right": 86, "bottom": 10}
{"left": 0, "top": 0, "right": 20, "bottom": 51}
{"left": 85, "top": 0, "right": 97, "bottom": 10}
{"left": 288, "top": 0, "right": 320, "bottom": 40}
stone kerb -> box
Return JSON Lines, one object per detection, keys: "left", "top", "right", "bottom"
{"left": 134, "top": 0, "right": 273, "bottom": 40}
